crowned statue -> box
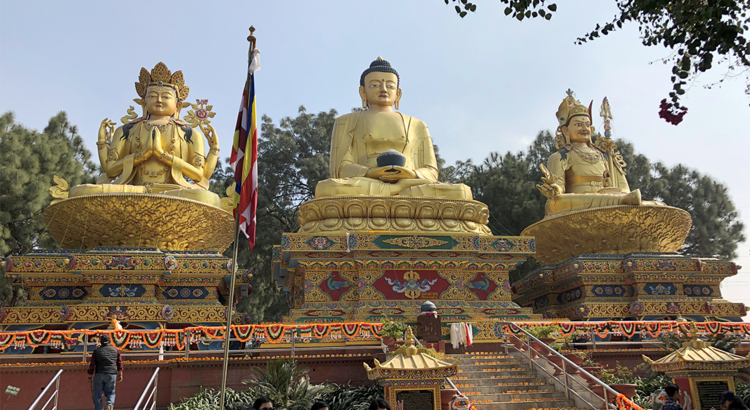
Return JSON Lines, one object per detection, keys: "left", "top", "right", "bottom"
{"left": 536, "top": 90, "right": 644, "bottom": 217}
{"left": 522, "top": 90, "right": 691, "bottom": 264}
{"left": 44, "top": 62, "right": 234, "bottom": 251}
{"left": 315, "top": 57, "right": 472, "bottom": 199}
{"left": 67, "top": 62, "right": 221, "bottom": 207}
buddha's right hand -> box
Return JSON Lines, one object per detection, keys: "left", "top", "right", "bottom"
{"left": 537, "top": 163, "right": 563, "bottom": 199}
{"left": 365, "top": 166, "right": 398, "bottom": 179}
{"left": 98, "top": 118, "right": 116, "bottom": 145}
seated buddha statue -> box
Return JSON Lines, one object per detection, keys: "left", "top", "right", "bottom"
{"left": 315, "top": 57, "right": 472, "bottom": 200}
{"left": 68, "top": 62, "right": 221, "bottom": 207}
{"left": 536, "top": 91, "right": 644, "bottom": 217}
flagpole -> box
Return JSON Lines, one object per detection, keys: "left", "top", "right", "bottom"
{"left": 219, "top": 26, "right": 257, "bottom": 410}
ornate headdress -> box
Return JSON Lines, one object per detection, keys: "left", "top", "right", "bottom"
{"left": 134, "top": 62, "right": 190, "bottom": 102}
{"left": 360, "top": 57, "right": 400, "bottom": 86}
{"left": 556, "top": 89, "right": 590, "bottom": 126}
{"left": 554, "top": 90, "right": 594, "bottom": 150}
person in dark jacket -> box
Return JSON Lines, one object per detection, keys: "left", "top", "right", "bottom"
{"left": 87, "top": 334, "right": 123, "bottom": 410}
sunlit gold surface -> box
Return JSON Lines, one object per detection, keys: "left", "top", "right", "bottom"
{"left": 84, "top": 62, "right": 220, "bottom": 207}
{"left": 297, "top": 196, "right": 492, "bottom": 234}
{"left": 364, "top": 327, "right": 458, "bottom": 376}
{"left": 535, "top": 91, "right": 643, "bottom": 217}
{"left": 44, "top": 193, "right": 234, "bottom": 252}
{"left": 315, "top": 57, "right": 471, "bottom": 200}
{"left": 521, "top": 204, "right": 692, "bottom": 264}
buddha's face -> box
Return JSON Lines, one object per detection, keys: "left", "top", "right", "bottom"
{"left": 359, "top": 72, "right": 401, "bottom": 108}
{"left": 145, "top": 86, "right": 178, "bottom": 117}
{"left": 563, "top": 115, "right": 592, "bottom": 143}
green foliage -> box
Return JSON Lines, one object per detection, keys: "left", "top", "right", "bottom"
{"left": 449, "top": 1, "right": 750, "bottom": 117}
{"left": 243, "top": 358, "right": 334, "bottom": 410}
{"left": 657, "top": 327, "right": 740, "bottom": 353}
{"left": 527, "top": 324, "right": 560, "bottom": 339}
{"left": 735, "top": 381, "right": 750, "bottom": 409}
{"left": 319, "top": 383, "right": 384, "bottom": 410}
{"left": 0, "top": 111, "right": 96, "bottom": 306}
{"left": 380, "top": 317, "right": 407, "bottom": 340}
{"left": 168, "top": 387, "right": 256, "bottom": 410}
{"left": 577, "top": 0, "right": 750, "bottom": 110}
{"left": 618, "top": 140, "right": 745, "bottom": 259}
{"left": 209, "top": 106, "right": 337, "bottom": 322}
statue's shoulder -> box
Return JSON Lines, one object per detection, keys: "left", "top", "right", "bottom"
{"left": 549, "top": 149, "right": 569, "bottom": 162}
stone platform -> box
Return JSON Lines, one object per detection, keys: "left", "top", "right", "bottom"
{"left": 0, "top": 247, "right": 251, "bottom": 329}
{"left": 273, "top": 232, "right": 541, "bottom": 322}
{"left": 512, "top": 252, "right": 746, "bottom": 321}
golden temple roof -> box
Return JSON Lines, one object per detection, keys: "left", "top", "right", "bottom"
{"left": 364, "top": 326, "right": 458, "bottom": 380}
{"left": 643, "top": 326, "right": 750, "bottom": 373}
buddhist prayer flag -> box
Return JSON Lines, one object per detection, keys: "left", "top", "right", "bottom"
{"left": 230, "top": 48, "right": 260, "bottom": 249}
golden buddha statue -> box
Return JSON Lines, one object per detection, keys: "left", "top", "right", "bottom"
{"left": 315, "top": 57, "right": 472, "bottom": 200}
{"left": 68, "top": 62, "right": 221, "bottom": 207}
{"left": 536, "top": 90, "right": 643, "bottom": 217}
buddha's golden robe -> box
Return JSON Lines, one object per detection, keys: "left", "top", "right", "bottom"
{"left": 544, "top": 146, "right": 640, "bottom": 216}
{"left": 315, "top": 111, "right": 472, "bottom": 199}
{"left": 70, "top": 120, "right": 219, "bottom": 207}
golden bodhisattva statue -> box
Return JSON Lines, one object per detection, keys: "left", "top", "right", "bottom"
{"left": 69, "top": 62, "right": 221, "bottom": 207}
{"left": 45, "top": 62, "right": 235, "bottom": 251}
{"left": 521, "top": 90, "right": 691, "bottom": 264}
{"left": 315, "top": 57, "right": 472, "bottom": 199}
{"left": 536, "top": 90, "right": 643, "bottom": 217}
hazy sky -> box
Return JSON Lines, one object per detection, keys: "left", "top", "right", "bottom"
{"left": 2, "top": 1, "right": 749, "bottom": 307}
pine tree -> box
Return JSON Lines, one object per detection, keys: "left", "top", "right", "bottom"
{"left": 0, "top": 111, "right": 96, "bottom": 305}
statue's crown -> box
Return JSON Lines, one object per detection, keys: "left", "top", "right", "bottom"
{"left": 135, "top": 62, "right": 190, "bottom": 102}
{"left": 556, "top": 89, "right": 589, "bottom": 126}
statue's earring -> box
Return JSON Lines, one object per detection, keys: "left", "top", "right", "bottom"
{"left": 361, "top": 99, "right": 368, "bottom": 109}
{"left": 394, "top": 100, "right": 400, "bottom": 111}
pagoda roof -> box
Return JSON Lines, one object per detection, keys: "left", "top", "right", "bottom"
{"left": 364, "top": 326, "right": 458, "bottom": 380}
{"left": 643, "top": 328, "right": 750, "bottom": 373}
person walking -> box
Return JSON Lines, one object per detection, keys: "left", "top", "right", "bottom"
{"left": 88, "top": 334, "right": 123, "bottom": 410}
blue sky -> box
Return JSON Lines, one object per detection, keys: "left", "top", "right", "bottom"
{"left": 2, "top": 1, "right": 749, "bottom": 306}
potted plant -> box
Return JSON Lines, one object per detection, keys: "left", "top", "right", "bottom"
{"left": 380, "top": 317, "right": 406, "bottom": 351}
{"left": 528, "top": 325, "right": 561, "bottom": 357}
{"left": 562, "top": 351, "right": 587, "bottom": 374}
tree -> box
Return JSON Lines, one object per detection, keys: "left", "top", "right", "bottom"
{"left": 0, "top": 111, "right": 96, "bottom": 305}
{"left": 443, "top": 0, "right": 750, "bottom": 124}
{"left": 618, "top": 141, "right": 745, "bottom": 259}
{"left": 446, "top": 131, "right": 744, "bottom": 282}
{"left": 210, "top": 106, "right": 337, "bottom": 323}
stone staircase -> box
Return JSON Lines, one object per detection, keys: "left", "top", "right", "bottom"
{"left": 446, "top": 352, "right": 585, "bottom": 410}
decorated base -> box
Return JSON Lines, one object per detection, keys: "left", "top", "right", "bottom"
{"left": 44, "top": 193, "right": 235, "bottom": 252}
{"left": 512, "top": 252, "right": 746, "bottom": 321}
{"left": 521, "top": 205, "right": 691, "bottom": 265}
{"left": 297, "top": 196, "right": 492, "bottom": 235}
{"left": 0, "top": 248, "right": 251, "bottom": 327}
{"left": 273, "top": 232, "right": 540, "bottom": 322}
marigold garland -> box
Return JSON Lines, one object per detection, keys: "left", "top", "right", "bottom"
{"left": 0, "top": 320, "right": 746, "bottom": 353}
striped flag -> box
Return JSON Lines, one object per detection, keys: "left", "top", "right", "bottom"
{"left": 230, "top": 48, "right": 260, "bottom": 249}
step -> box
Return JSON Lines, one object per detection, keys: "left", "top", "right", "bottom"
{"left": 452, "top": 380, "right": 553, "bottom": 389}
{"left": 451, "top": 374, "right": 542, "bottom": 384}
{"left": 470, "top": 398, "right": 576, "bottom": 410}
{"left": 473, "top": 404, "right": 582, "bottom": 410}
{"left": 459, "top": 363, "right": 528, "bottom": 370}
{"left": 458, "top": 368, "right": 536, "bottom": 378}
{"left": 461, "top": 391, "right": 566, "bottom": 401}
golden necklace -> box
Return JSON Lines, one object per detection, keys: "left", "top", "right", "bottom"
{"left": 571, "top": 146, "right": 603, "bottom": 164}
